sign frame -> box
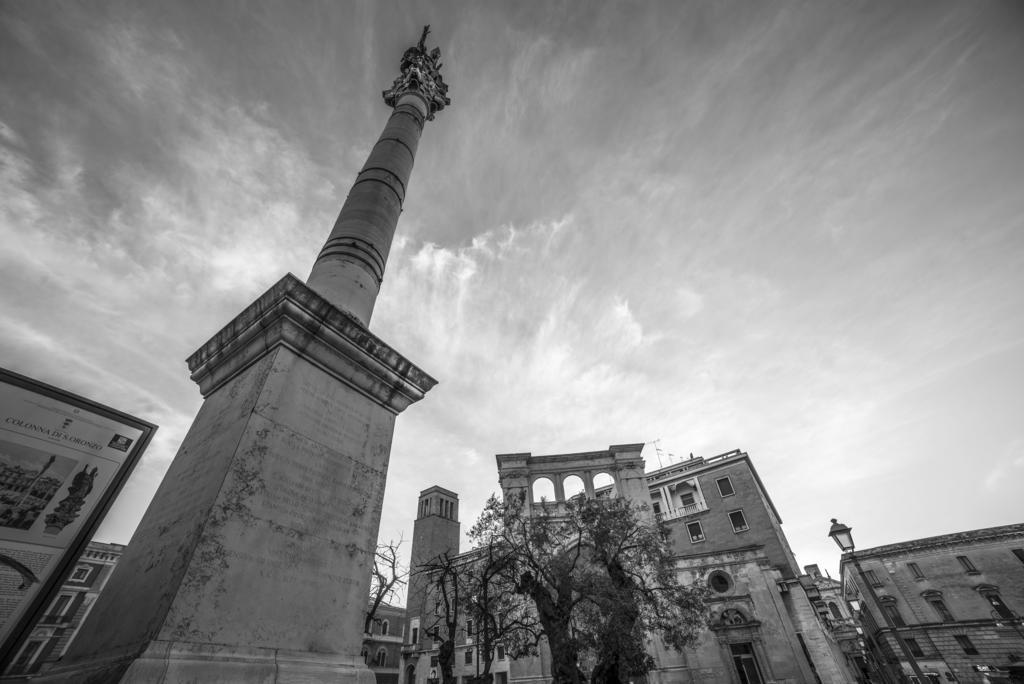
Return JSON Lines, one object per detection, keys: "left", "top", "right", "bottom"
{"left": 0, "top": 367, "right": 156, "bottom": 672}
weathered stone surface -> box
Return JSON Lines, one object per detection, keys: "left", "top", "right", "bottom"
{"left": 188, "top": 274, "right": 436, "bottom": 411}
{"left": 35, "top": 290, "right": 432, "bottom": 682}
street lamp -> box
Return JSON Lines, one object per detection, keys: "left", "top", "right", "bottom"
{"left": 828, "top": 519, "right": 854, "bottom": 553}
{"left": 830, "top": 519, "right": 927, "bottom": 683}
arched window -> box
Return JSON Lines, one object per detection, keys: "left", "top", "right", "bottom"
{"left": 593, "top": 472, "right": 615, "bottom": 497}
{"left": 721, "top": 608, "right": 747, "bottom": 626}
{"left": 976, "top": 585, "right": 1015, "bottom": 619}
{"left": 828, "top": 602, "right": 842, "bottom": 620}
{"left": 374, "top": 647, "right": 387, "bottom": 667}
{"left": 532, "top": 477, "right": 555, "bottom": 503}
{"left": 562, "top": 474, "right": 586, "bottom": 501}
{"left": 361, "top": 647, "right": 369, "bottom": 664}
{"left": 921, "top": 590, "right": 954, "bottom": 622}
{"left": 877, "top": 596, "right": 906, "bottom": 627}
{"left": 381, "top": 619, "right": 389, "bottom": 636}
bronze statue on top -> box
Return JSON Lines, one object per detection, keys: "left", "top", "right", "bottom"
{"left": 383, "top": 25, "right": 451, "bottom": 119}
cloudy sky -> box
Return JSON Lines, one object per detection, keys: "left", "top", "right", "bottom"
{"left": 2, "top": 1, "right": 1023, "bottom": 588}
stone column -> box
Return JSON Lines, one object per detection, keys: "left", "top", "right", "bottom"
{"left": 307, "top": 26, "right": 450, "bottom": 325}
{"left": 33, "top": 28, "right": 448, "bottom": 684}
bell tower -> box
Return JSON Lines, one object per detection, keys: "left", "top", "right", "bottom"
{"left": 406, "top": 486, "right": 460, "bottom": 650}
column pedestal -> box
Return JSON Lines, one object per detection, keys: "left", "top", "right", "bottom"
{"left": 33, "top": 274, "right": 436, "bottom": 684}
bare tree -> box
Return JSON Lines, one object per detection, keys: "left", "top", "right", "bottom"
{"left": 413, "top": 540, "right": 541, "bottom": 684}
{"left": 462, "top": 537, "right": 542, "bottom": 684}
{"left": 418, "top": 550, "right": 463, "bottom": 684}
{"left": 365, "top": 537, "right": 408, "bottom": 635}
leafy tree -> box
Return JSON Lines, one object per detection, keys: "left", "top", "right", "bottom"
{"left": 577, "top": 497, "right": 708, "bottom": 684}
{"left": 461, "top": 537, "right": 542, "bottom": 684}
{"left": 365, "top": 538, "right": 408, "bottom": 635}
{"left": 470, "top": 492, "right": 709, "bottom": 684}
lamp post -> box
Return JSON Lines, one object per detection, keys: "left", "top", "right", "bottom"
{"left": 830, "top": 519, "right": 928, "bottom": 684}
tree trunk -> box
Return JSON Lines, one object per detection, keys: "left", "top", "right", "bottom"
{"left": 519, "top": 572, "right": 581, "bottom": 684}
{"left": 439, "top": 640, "right": 456, "bottom": 684}
{"left": 590, "top": 560, "right": 638, "bottom": 684}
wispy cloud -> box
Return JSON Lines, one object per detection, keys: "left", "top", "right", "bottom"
{"left": 2, "top": 1, "right": 1024, "bottom": 577}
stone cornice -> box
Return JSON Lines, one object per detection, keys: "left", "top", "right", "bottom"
{"left": 187, "top": 274, "right": 437, "bottom": 413}
{"left": 841, "top": 523, "right": 1024, "bottom": 562}
{"left": 672, "top": 543, "right": 767, "bottom": 566}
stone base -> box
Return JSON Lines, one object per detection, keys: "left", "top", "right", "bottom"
{"left": 19, "top": 275, "right": 435, "bottom": 684}
{"left": 32, "top": 641, "right": 377, "bottom": 684}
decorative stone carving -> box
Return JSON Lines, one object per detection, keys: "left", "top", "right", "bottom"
{"left": 382, "top": 25, "right": 451, "bottom": 119}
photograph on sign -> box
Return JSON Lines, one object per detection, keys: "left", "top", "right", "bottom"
{"left": 0, "top": 370, "right": 153, "bottom": 665}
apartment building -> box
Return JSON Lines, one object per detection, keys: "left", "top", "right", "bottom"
{"left": 839, "top": 524, "right": 1024, "bottom": 683}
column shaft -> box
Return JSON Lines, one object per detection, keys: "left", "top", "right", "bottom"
{"left": 307, "top": 95, "right": 427, "bottom": 325}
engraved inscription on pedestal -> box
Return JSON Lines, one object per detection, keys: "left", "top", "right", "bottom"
{"left": 152, "top": 348, "right": 397, "bottom": 654}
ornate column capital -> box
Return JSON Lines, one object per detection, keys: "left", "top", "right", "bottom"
{"left": 382, "top": 25, "right": 451, "bottom": 120}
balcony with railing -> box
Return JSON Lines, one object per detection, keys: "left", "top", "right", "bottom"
{"left": 658, "top": 501, "right": 708, "bottom": 521}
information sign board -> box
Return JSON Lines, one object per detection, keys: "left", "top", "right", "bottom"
{"left": 0, "top": 368, "right": 155, "bottom": 669}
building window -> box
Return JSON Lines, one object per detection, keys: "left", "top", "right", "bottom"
{"left": 954, "top": 635, "right": 979, "bottom": 655}
{"left": 651, "top": 500, "right": 661, "bottom": 515}
{"left": 956, "top": 555, "right": 979, "bottom": 574}
{"left": 978, "top": 587, "right": 1015, "bottom": 619}
{"left": 381, "top": 620, "right": 389, "bottom": 636}
{"left": 430, "top": 656, "right": 439, "bottom": 667}
{"left": 686, "top": 521, "right": 705, "bottom": 543}
{"left": 908, "top": 562, "right": 925, "bottom": 579}
{"left": 465, "top": 649, "right": 473, "bottom": 665}
{"left": 411, "top": 627, "right": 418, "bottom": 644}
{"left": 50, "top": 594, "right": 73, "bottom": 617}
{"left": 13, "top": 641, "right": 44, "bottom": 669}
{"left": 680, "top": 491, "right": 696, "bottom": 507}
{"left": 926, "top": 595, "right": 955, "bottom": 622}
{"left": 863, "top": 569, "right": 884, "bottom": 587}
{"left": 361, "top": 648, "right": 369, "bottom": 664}
{"left": 905, "top": 638, "right": 924, "bottom": 657}
{"left": 708, "top": 571, "right": 732, "bottom": 594}
{"left": 729, "top": 642, "right": 765, "bottom": 684}
{"left": 728, "top": 510, "right": 749, "bottom": 532}
{"left": 716, "top": 477, "right": 735, "bottom": 497}
{"left": 374, "top": 648, "right": 387, "bottom": 666}
{"left": 1013, "top": 549, "right": 1024, "bottom": 565}
{"left": 879, "top": 598, "right": 906, "bottom": 627}
{"left": 497, "top": 645, "right": 505, "bottom": 660}
{"left": 466, "top": 619, "right": 473, "bottom": 636}
{"left": 828, "top": 602, "right": 842, "bottom": 620}
{"left": 70, "top": 566, "right": 90, "bottom": 582}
